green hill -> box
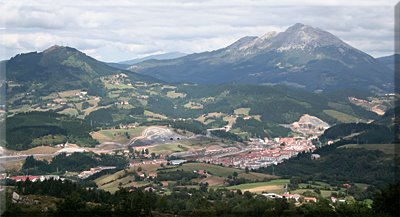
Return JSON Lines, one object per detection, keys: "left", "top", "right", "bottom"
{"left": 6, "top": 45, "right": 156, "bottom": 97}
{"left": 6, "top": 111, "right": 97, "bottom": 150}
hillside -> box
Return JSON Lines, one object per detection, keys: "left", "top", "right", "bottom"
{"left": 3, "top": 46, "right": 390, "bottom": 151}
{"left": 131, "top": 23, "right": 393, "bottom": 92}
{"left": 6, "top": 45, "right": 156, "bottom": 97}
{"left": 257, "top": 142, "right": 398, "bottom": 187}
{"left": 319, "top": 108, "right": 395, "bottom": 144}
{"left": 377, "top": 54, "right": 400, "bottom": 70}
{"left": 6, "top": 111, "right": 97, "bottom": 150}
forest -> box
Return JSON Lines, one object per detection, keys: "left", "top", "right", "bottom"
{"left": 256, "top": 142, "right": 398, "bottom": 188}
{"left": 20, "top": 152, "right": 129, "bottom": 175}
{"left": 6, "top": 111, "right": 97, "bottom": 150}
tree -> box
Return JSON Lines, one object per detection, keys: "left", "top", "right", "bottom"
{"left": 372, "top": 182, "right": 400, "bottom": 217}
{"left": 128, "top": 146, "right": 133, "bottom": 154}
{"left": 81, "top": 102, "right": 90, "bottom": 110}
{"left": 57, "top": 191, "right": 86, "bottom": 214}
{"left": 199, "top": 182, "right": 209, "bottom": 192}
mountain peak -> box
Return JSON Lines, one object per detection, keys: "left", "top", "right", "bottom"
{"left": 44, "top": 45, "right": 65, "bottom": 52}
{"left": 224, "top": 23, "right": 349, "bottom": 55}
{"left": 288, "top": 22, "right": 306, "bottom": 29}
{"left": 275, "top": 23, "right": 348, "bottom": 52}
{"left": 43, "top": 45, "right": 80, "bottom": 55}
{"left": 131, "top": 23, "right": 392, "bottom": 91}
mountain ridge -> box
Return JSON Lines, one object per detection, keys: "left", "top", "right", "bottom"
{"left": 120, "top": 51, "right": 187, "bottom": 65}
{"left": 130, "top": 23, "right": 393, "bottom": 92}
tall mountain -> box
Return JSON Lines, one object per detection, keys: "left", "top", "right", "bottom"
{"left": 6, "top": 45, "right": 156, "bottom": 95}
{"left": 131, "top": 23, "right": 393, "bottom": 92}
{"left": 120, "top": 52, "right": 187, "bottom": 65}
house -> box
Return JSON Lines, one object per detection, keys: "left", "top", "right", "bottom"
{"left": 243, "top": 116, "right": 252, "bottom": 120}
{"left": 304, "top": 197, "right": 317, "bottom": 203}
{"left": 144, "top": 187, "right": 156, "bottom": 192}
{"left": 262, "top": 193, "right": 282, "bottom": 199}
{"left": 194, "top": 170, "right": 208, "bottom": 176}
{"left": 39, "top": 175, "right": 60, "bottom": 181}
{"left": 9, "top": 176, "right": 40, "bottom": 182}
{"left": 281, "top": 193, "right": 301, "bottom": 202}
{"left": 311, "top": 154, "right": 320, "bottom": 160}
{"left": 342, "top": 183, "right": 352, "bottom": 188}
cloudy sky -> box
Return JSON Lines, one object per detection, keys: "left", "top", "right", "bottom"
{"left": 0, "top": 0, "right": 398, "bottom": 62}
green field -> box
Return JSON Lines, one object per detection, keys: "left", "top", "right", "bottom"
{"left": 165, "top": 163, "right": 275, "bottom": 181}
{"left": 226, "top": 179, "right": 290, "bottom": 193}
{"left": 298, "top": 181, "right": 332, "bottom": 189}
{"left": 95, "top": 168, "right": 152, "bottom": 192}
{"left": 92, "top": 127, "right": 146, "bottom": 143}
{"left": 149, "top": 143, "right": 190, "bottom": 154}
{"left": 95, "top": 170, "right": 128, "bottom": 186}
{"left": 166, "top": 91, "right": 186, "bottom": 98}
{"left": 166, "top": 163, "right": 242, "bottom": 177}
{"left": 59, "top": 108, "right": 79, "bottom": 116}
{"left": 291, "top": 180, "right": 368, "bottom": 198}
{"left": 291, "top": 189, "right": 335, "bottom": 198}
{"left": 144, "top": 110, "right": 168, "bottom": 119}
{"left": 234, "top": 108, "right": 250, "bottom": 116}
{"left": 323, "top": 110, "right": 360, "bottom": 123}
{"left": 100, "top": 177, "right": 149, "bottom": 193}
{"left": 104, "top": 83, "right": 134, "bottom": 90}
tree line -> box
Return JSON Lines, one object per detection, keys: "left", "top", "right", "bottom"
{"left": 4, "top": 179, "right": 399, "bottom": 217}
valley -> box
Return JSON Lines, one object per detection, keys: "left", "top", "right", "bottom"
{"left": 0, "top": 24, "right": 398, "bottom": 216}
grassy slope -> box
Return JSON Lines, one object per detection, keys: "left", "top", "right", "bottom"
{"left": 339, "top": 143, "right": 396, "bottom": 155}
{"left": 226, "top": 179, "right": 290, "bottom": 193}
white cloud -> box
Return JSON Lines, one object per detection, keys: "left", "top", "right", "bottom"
{"left": 0, "top": 0, "right": 396, "bottom": 61}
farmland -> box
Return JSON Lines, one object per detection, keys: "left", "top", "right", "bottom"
{"left": 226, "top": 179, "right": 290, "bottom": 193}
{"left": 91, "top": 127, "right": 146, "bottom": 144}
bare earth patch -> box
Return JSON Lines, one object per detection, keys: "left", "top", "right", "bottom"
{"left": 246, "top": 185, "right": 283, "bottom": 193}
{"left": 18, "top": 146, "right": 61, "bottom": 155}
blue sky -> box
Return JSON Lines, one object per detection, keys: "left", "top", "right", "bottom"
{"left": 0, "top": 0, "right": 397, "bottom": 62}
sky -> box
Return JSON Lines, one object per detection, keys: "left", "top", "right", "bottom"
{"left": 0, "top": 0, "right": 398, "bottom": 62}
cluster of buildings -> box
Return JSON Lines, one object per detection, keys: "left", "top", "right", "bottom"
{"left": 43, "top": 90, "right": 99, "bottom": 110}
{"left": 196, "top": 136, "right": 316, "bottom": 169}
{"left": 263, "top": 193, "right": 318, "bottom": 203}
{"left": 262, "top": 192, "right": 348, "bottom": 205}
{"left": 1, "top": 174, "right": 63, "bottom": 182}
{"left": 129, "top": 159, "right": 168, "bottom": 167}
{"left": 103, "top": 73, "right": 132, "bottom": 86}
